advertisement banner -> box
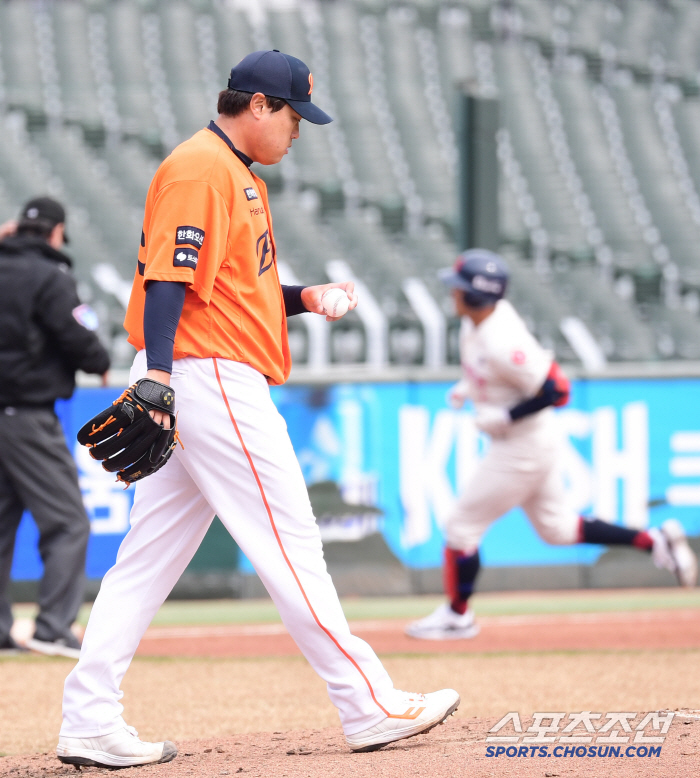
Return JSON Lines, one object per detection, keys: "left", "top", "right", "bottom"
{"left": 11, "top": 378, "right": 700, "bottom": 580}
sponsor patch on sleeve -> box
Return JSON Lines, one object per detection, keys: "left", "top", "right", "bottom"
{"left": 173, "top": 248, "right": 199, "bottom": 268}
{"left": 72, "top": 304, "right": 99, "bottom": 331}
{"left": 244, "top": 187, "right": 258, "bottom": 201}
{"left": 175, "top": 226, "right": 205, "bottom": 249}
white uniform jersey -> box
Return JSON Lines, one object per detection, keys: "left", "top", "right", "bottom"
{"left": 447, "top": 300, "right": 579, "bottom": 551}
{"left": 459, "top": 299, "right": 554, "bottom": 442}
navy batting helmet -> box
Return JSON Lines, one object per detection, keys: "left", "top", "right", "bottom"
{"left": 438, "top": 249, "right": 508, "bottom": 308}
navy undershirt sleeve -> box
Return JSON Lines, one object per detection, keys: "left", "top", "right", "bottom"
{"left": 509, "top": 378, "right": 558, "bottom": 421}
{"left": 144, "top": 281, "right": 186, "bottom": 373}
{"left": 144, "top": 282, "right": 305, "bottom": 373}
{"left": 282, "top": 284, "right": 308, "bottom": 317}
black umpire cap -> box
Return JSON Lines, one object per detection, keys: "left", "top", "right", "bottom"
{"left": 18, "top": 196, "right": 70, "bottom": 243}
{"left": 227, "top": 50, "right": 332, "bottom": 125}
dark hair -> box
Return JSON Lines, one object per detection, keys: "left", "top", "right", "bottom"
{"left": 16, "top": 223, "right": 53, "bottom": 241}
{"left": 217, "top": 89, "right": 287, "bottom": 117}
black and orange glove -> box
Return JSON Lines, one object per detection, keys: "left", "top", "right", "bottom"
{"left": 77, "top": 378, "right": 181, "bottom": 485}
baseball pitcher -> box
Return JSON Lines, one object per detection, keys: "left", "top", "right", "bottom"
{"left": 57, "top": 51, "right": 458, "bottom": 768}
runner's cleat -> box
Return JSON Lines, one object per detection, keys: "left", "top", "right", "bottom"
{"left": 650, "top": 520, "right": 698, "bottom": 587}
{"left": 405, "top": 603, "right": 480, "bottom": 640}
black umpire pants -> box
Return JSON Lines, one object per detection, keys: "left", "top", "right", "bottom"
{"left": 0, "top": 407, "right": 90, "bottom": 643}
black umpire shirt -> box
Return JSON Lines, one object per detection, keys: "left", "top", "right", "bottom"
{"left": 0, "top": 234, "right": 110, "bottom": 407}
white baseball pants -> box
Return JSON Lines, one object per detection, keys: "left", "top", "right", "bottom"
{"left": 61, "top": 353, "right": 394, "bottom": 738}
{"left": 446, "top": 434, "right": 580, "bottom": 552}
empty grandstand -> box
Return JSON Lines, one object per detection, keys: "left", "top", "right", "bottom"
{"left": 2, "top": 0, "right": 700, "bottom": 369}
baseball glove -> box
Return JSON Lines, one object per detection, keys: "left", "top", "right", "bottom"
{"left": 77, "top": 378, "right": 180, "bottom": 485}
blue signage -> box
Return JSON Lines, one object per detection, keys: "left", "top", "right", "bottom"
{"left": 11, "top": 377, "right": 700, "bottom": 580}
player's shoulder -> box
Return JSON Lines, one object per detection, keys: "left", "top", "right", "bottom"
{"left": 486, "top": 300, "right": 546, "bottom": 356}
{"left": 155, "top": 129, "right": 248, "bottom": 196}
{"left": 485, "top": 300, "right": 530, "bottom": 340}
{"left": 157, "top": 130, "right": 223, "bottom": 182}
{"left": 493, "top": 299, "right": 523, "bottom": 323}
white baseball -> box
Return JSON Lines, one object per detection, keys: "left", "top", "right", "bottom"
{"left": 321, "top": 288, "right": 350, "bottom": 317}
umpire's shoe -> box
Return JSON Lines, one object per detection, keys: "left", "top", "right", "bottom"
{"left": 27, "top": 632, "right": 81, "bottom": 660}
{"left": 0, "top": 635, "right": 29, "bottom": 655}
{"left": 346, "top": 688, "right": 460, "bottom": 752}
{"left": 57, "top": 725, "right": 177, "bottom": 768}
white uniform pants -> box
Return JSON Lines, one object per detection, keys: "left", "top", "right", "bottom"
{"left": 446, "top": 435, "right": 580, "bottom": 552}
{"left": 61, "top": 354, "right": 394, "bottom": 738}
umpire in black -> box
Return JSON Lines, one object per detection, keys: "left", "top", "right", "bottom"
{"left": 0, "top": 197, "right": 110, "bottom": 658}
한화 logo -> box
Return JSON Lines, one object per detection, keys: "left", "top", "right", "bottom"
{"left": 175, "top": 225, "right": 205, "bottom": 250}
{"left": 485, "top": 711, "right": 674, "bottom": 759}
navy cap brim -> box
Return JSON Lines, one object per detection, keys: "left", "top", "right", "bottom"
{"left": 286, "top": 98, "right": 332, "bottom": 125}
{"left": 438, "top": 267, "right": 471, "bottom": 291}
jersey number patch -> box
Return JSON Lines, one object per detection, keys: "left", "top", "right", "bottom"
{"left": 257, "top": 229, "right": 273, "bottom": 276}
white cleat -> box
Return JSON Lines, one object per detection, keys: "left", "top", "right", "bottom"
{"left": 56, "top": 725, "right": 177, "bottom": 768}
{"left": 650, "top": 520, "right": 698, "bottom": 587}
{"left": 346, "top": 688, "right": 460, "bottom": 752}
{"left": 405, "top": 603, "right": 480, "bottom": 640}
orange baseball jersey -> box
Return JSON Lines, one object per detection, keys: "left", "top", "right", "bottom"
{"left": 124, "top": 126, "right": 291, "bottom": 385}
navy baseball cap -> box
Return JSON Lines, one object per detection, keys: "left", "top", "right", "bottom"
{"left": 227, "top": 50, "right": 332, "bottom": 125}
{"left": 439, "top": 249, "right": 508, "bottom": 307}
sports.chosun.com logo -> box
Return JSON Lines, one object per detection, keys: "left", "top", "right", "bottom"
{"left": 485, "top": 711, "right": 674, "bottom": 759}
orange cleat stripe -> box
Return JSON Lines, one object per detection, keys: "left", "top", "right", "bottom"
{"left": 387, "top": 706, "right": 426, "bottom": 720}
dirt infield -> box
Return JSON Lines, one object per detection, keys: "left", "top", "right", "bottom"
{"left": 1, "top": 711, "right": 699, "bottom": 778}
{"left": 2, "top": 596, "right": 700, "bottom": 775}
{"left": 136, "top": 607, "right": 700, "bottom": 657}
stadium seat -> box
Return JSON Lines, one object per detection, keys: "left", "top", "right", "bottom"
{"left": 267, "top": 7, "right": 339, "bottom": 193}
{"left": 51, "top": 1, "right": 103, "bottom": 129}
{"left": 102, "top": 0, "right": 162, "bottom": 145}
{"left": 1, "top": 0, "right": 700, "bottom": 369}
{"left": 552, "top": 61, "right": 654, "bottom": 269}
{"left": 321, "top": 2, "right": 402, "bottom": 208}
{"left": 614, "top": 84, "right": 700, "bottom": 280}
{"left": 0, "top": 1, "right": 45, "bottom": 117}
{"left": 157, "top": 1, "right": 214, "bottom": 140}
